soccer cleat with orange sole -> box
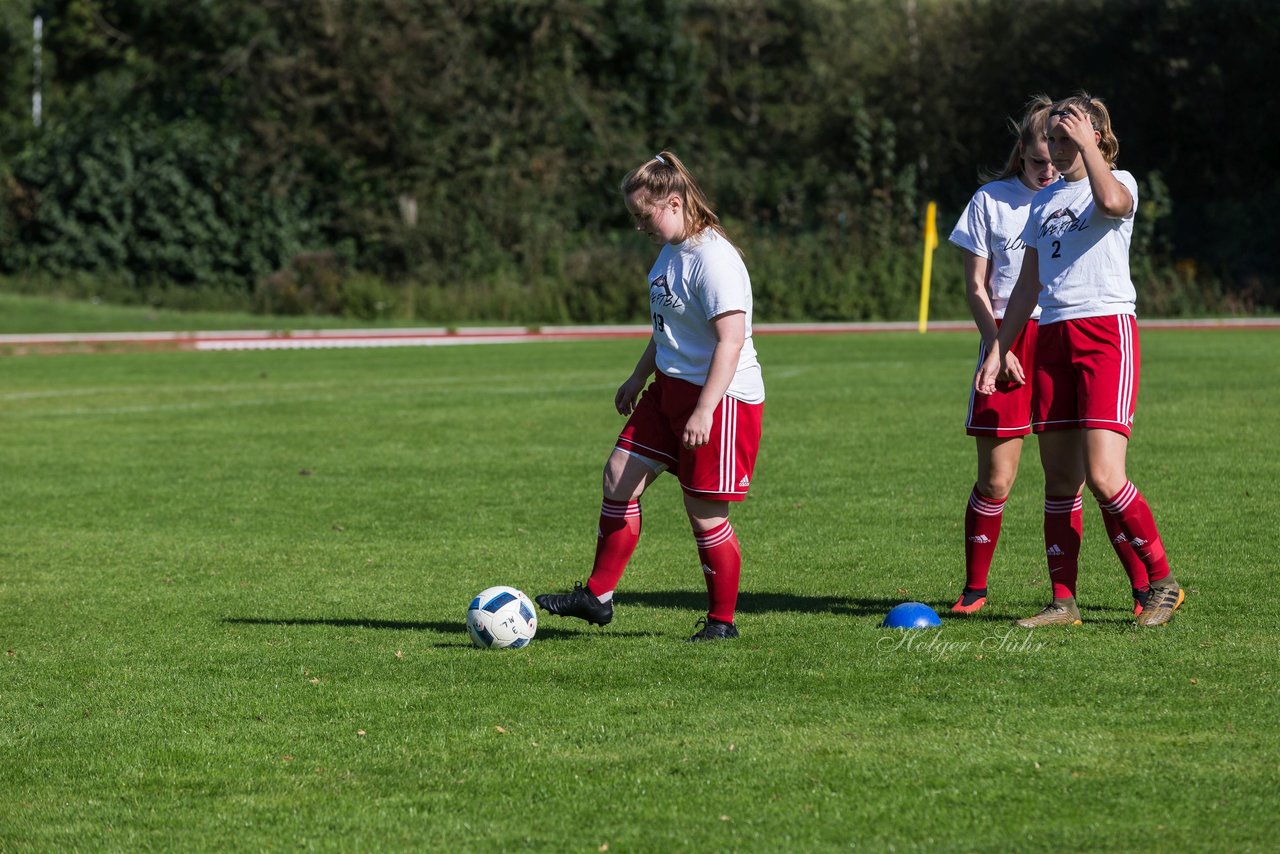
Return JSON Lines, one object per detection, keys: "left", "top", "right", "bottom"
{"left": 1136, "top": 585, "right": 1185, "bottom": 627}
{"left": 951, "top": 587, "right": 988, "bottom": 615}
{"left": 1015, "top": 600, "right": 1082, "bottom": 628}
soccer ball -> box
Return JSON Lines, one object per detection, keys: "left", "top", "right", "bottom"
{"left": 467, "top": 586, "right": 537, "bottom": 649}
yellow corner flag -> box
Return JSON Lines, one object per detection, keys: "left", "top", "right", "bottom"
{"left": 918, "top": 201, "right": 938, "bottom": 333}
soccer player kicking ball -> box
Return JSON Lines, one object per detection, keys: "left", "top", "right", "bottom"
{"left": 976, "top": 93, "right": 1185, "bottom": 628}
{"left": 536, "top": 151, "right": 764, "bottom": 642}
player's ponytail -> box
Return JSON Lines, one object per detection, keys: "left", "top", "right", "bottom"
{"left": 1052, "top": 91, "right": 1120, "bottom": 167}
{"left": 622, "top": 151, "right": 728, "bottom": 244}
{"left": 983, "top": 94, "right": 1053, "bottom": 183}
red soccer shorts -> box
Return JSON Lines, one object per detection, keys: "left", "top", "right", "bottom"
{"left": 1033, "top": 314, "right": 1140, "bottom": 437}
{"left": 616, "top": 371, "right": 763, "bottom": 502}
{"left": 967, "top": 319, "right": 1038, "bottom": 437}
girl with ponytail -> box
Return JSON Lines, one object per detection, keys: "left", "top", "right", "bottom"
{"left": 537, "top": 151, "right": 764, "bottom": 642}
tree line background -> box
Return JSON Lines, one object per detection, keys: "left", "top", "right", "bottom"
{"left": 0, "top": 0, "right": 1274, "bottom": 323}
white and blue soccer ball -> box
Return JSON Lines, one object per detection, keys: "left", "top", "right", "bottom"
{"left": 467, "top": 586, "right": 537, "bottom": 649}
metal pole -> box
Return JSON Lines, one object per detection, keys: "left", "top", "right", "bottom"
{"left": 33, "top": 14, "right": 43, "bottom": 127}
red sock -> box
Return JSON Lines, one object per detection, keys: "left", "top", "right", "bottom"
{"left": 586, "top": 499, "right": 641, "bottom": 600}
{"left": 1044, "top": 494, "right": 1083, "bottom": 599}
{"left": 964, "top": 486, "right": 1006, "bottom": 590}
{"left": 1100, "top": 482, "right": 1172, "bottom": 584}
{"left": 695, "top": 520, "right": 741, "bottom": 623}
{"left": 1101, "top": 506, "right": 1150, "bottom": 591}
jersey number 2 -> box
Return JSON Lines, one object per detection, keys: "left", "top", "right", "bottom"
{"left": 1051, "top": 240, "right": 1062, "bottom": 259}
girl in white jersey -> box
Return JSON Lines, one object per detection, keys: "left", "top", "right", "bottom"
{"left": 950, "top": 97, "right": 1149, "bottom": 616}
{"left": 976, "top": 93, "right": 1184, "bottom": 628}
{"left": 537, "top": 151, "right": 765, "bottom": 642}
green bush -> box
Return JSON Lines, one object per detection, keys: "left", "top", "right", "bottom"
{"left": 1, "top": 115, "right": 311, "bottom": 290}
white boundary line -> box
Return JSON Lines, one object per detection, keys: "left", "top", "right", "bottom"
{"left": 1, "top": 317, "right": 1276, "bottom": 354}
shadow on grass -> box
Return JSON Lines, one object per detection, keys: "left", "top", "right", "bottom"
{"left": 224, "top": 594, "right": 1141, "bottom": 639}
{"left": 616, "top": 590, "right": 1139, "bottom": 625}
{"left": 221, "top": 616, "right": 649, "bottom": 642}
{"left": 619, "top": 590, "right": 909, "bottom": 617}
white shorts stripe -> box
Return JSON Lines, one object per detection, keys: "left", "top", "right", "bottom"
{"left": 965, "top": 339, "right": 988, "bottom": 429}
{"left": 718, "top": 396, "right": 738, "bottom": 494}
{"left": 1116, "top": 316, "right": 1134, "bottom": 425}
{"left": 616, "top": 440, "right": 676, "bottom": 468}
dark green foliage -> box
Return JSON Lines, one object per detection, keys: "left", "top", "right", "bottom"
{"left": 0, "top": 0, "right": 1273, "bottom": 320}
{"left": 254, "top": 251, "right": 399, "bottom": 320}
{"left": 2, "top": 113, "right": 311, "bottom": 292}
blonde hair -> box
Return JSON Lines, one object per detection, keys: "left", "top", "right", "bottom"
{"left": 983, "top": 94, "right": 1053, "bottom": 183}
{"left": 621, "top": 150, "right": 727, "bottom": 243}
{"left": 1051, "top": 91, "right": 1120, "bottom": 167}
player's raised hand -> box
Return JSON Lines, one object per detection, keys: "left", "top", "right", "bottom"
{"left": 1057, "top": 104, "right": 1099, "bottom": 152}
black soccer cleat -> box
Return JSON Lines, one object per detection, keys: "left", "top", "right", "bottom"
{"left": 534, "top": 581, "right": 613, "bottom": 626}
{"left": 688, "top": 617, "right": 739, "bottom": 643}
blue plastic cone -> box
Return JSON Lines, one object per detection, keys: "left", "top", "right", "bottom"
{"left": 882, "top": 601, "right": 942, "bottom": 629}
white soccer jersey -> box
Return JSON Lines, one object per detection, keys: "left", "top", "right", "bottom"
{"left": 646, "top": 229, "right": 764, "bottom": 404}
{"left": 1021, "top": 170, "right": 1139, "bottom": 325}
{"left": 949, "top": 176, "right": 1045, "bottom": 319}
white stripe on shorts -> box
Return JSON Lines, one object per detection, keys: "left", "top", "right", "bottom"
{"left": 1117, "top": 315, "right": 1135, "bottom": 426}
{"left": 965, "top": 338, "right": 988, "bottom": 430}
{"left": 719, "top": 396, "right": 738, "bottom": 494}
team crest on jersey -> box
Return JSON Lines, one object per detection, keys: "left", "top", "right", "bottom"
{"left": 650, "top": 274, "right": 683, "bottom": 309}
{"left": 1039, "top": 206, "right": 1090, "bottom": 239}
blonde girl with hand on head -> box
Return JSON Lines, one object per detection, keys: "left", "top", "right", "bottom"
{"left": 950, "top": 96, "right": 1150, "bottom": 617}
{"left": 976, "top": 93, "right": 1184, "bottom": 628}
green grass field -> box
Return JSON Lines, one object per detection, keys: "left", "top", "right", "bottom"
{"left": 2, "top": 322, "right": 1278, "bottom": 851}
{"left": 0, "top": 292, "right": 436, "bottom": 335}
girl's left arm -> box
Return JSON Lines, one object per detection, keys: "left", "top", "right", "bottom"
{"left": 682, "top": 310, "right": 745, "bottom": 449}
{"left": 976, "top": 248, "right": 1039, "bottom": 394}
